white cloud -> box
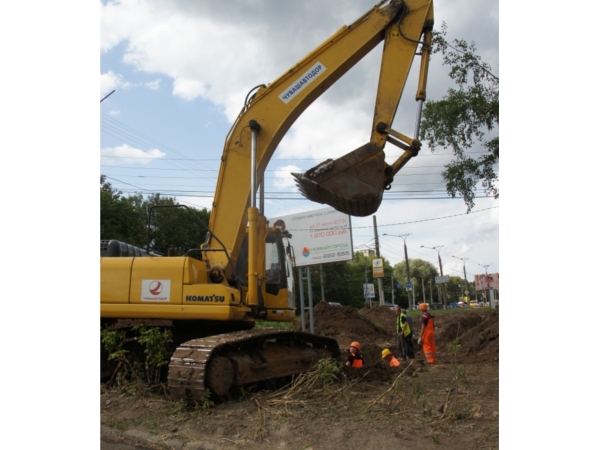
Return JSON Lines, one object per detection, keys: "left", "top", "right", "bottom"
{"left": 108, "top": 110, "right": 120, "bottom": 116}
{"left": 100, "top": 70, "right": 132, "bottom": 97}
{"left": 101, "top": 144, "right": 166, "bottom": 166}
{"left": 172, "top": 78, "right": 206, "bottom": 101}
{"left": 144, "top": 79, "right": 161, "bottom": 90}
{"left": 272, "top": 164, "right": 302, "bottom": 189}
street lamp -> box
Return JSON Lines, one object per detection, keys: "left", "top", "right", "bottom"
{"left": 421, "top": 245, "right": 446, "bottom": 308}
{"left": 478, "top": 263, "right": 493, "bottom": 306}
{"left": 383, "top": 233, "right": 413, "bottom": 309}
{"left": 452, "top": 256, "right": 469, "bottom": 304}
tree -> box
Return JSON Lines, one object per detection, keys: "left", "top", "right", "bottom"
{"left": 446, "top": 275, "right": 467, "bottom": 303}
{"left": 144, "top": 194, "right": 210, "bottom": 256}
{"left": 100, "top": 175, "right": 146, "bottom": 246}
{"left": 393, "top": 258, "right": 439, "bottom": 305}
{"left": 420, "top": 23, "right": 499, "bottom": 211}
{"left": 100, "top": 175, "right": 211, "bottom": 255}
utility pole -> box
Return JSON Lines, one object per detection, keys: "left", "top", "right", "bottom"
{"left": 479, "top": 263, "right": 493, "bottom": 307}
{"left": 373, "top": 216, "right": 385, "bottom": 306}
{"left": 382, "top": 233, "right": 413, "bottom": 309}
{"left": 421, "top": 276, "right": 426, "bottom": 305}
{"left": 391, "top": 273, "right": 394, "bottom": 305}
{"left": 421, "top": 245, "right": 447, "bottom": 309}
{"left": 429, "top": 280, "right": 433, "bottom": 304}
{"left": 453, "top": 256, "right": 469, "bottom": 303}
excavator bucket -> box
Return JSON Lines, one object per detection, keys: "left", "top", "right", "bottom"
{"left": 292, "top": 142, "right": 388, "bottom": 217}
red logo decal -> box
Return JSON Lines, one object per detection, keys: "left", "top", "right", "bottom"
{"left": 149, "top": 281, "right": 163, "bottom": 295}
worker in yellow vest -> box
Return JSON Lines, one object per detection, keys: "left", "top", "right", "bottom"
{"left": 396, "top": 306, "right": 414, "bottom": 360}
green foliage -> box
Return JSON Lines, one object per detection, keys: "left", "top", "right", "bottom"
{"left": 101, "top": 328, "right": 127, "bottom": 357}
{"left": 393, "top": 258, "right": 439, "bottom": 304}
{"left": 420, "top": 23, "right": 499, "bottom": 211}
{"left": 445, "top": 275, "right": 473, "bottom": 303}
{"left": 315, "top": 358, "right": 341, "bottom": 384}
{"left": 255, "top": 321, "right": 295, "bottom": 330}
{"left": 132, "top": 325, "right": 173, "bottom": 371}
{"left": 295, "top": 253, "right": 382, "bottom": 309}
{"left": 100, "top": 175, "right": 210, "bottom": 254}
{"left": 101, "top": 328, "right": 137, "bottom": 387}
{"left": 101, "top": 325, "right": 174, "bottom": 390}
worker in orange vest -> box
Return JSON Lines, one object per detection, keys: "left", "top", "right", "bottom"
{"left": 345, "top": 341, "right": 364, "bottom": 367}
{"left": 381, "top": 348, "right": 400, "bottom": 367}
{"left": 418, "top": 303, "right": 437, "bottom": 363}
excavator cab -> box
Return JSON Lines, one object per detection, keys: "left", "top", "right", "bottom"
{"left": 235, "top": 230, "right": 295, "bottom": 320}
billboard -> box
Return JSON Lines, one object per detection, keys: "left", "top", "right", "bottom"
{"left": 474, "top": 273, "right": 499, "bottom": 291}
{"left": 269, "top": 206, "right": 353, "bottom": 267}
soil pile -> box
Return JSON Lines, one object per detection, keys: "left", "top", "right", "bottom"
{"left": 296, "top": 302, "right": 398, "bottom": 381}
{"left": 298, "top": 302, "right": 499, "bottom": 365}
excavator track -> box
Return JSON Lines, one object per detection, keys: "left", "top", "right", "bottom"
{"left": 167, "top": 329, "right": 340, "bottom": 401}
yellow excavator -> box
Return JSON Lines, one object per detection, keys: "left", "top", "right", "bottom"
{"left": 101, "top": 0, "right": 434, "bottom": 400}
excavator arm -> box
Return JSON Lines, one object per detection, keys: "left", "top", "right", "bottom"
{"left": 206, "top": 0, "right": 434, "bottom": 280}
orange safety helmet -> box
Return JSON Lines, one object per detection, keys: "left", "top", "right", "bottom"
{"left": 419, "top": 303, "right": 428, "bottom": 311}
{"left": 381, "top": 348, "right": 392, "bottom": 358}
{"left": 350, "top": 341, "right": 361, "bottom": 351}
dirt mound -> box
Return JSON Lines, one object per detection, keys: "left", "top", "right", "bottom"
{"left": 432, "top": 310, "right": 499, "bottom": 363}
{"left": 298, "top": 302, "right": 499, "bottom": 365}
{"left": 297, "top": 302, "right": 396, "bottom": 369}
{"left": 358, "top": 305, "right": 397, "bottom": 330}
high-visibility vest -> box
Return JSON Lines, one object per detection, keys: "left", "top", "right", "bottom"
{"left": 388, "top": 356, "right": 400, "bottom": 367}
{"left": 400, "top": 313, "right": 411, "bottom": 337}
{"left": 351, "top": 355, "right": 364, "bottom": 368}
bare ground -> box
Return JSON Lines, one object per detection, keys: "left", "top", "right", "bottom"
{"left": 101, "top": 304, "right": 499, "bottom": 449}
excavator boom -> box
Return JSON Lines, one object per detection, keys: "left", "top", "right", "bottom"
{"left": 207, "top": 0, "right": 434, "bottom": 273}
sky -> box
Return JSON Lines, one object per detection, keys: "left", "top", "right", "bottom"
{"left": 100, "top": 0, "right": 500, "bottom": 287}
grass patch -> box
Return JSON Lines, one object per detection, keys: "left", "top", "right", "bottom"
{"left": 107, "top": 418, "right": 127, "bottom": 431}
{"left": 371, "top": 321, "right": 384, "bottom": 329}
{"left": 255, "top": 321, "right": 295, "bottom": 330}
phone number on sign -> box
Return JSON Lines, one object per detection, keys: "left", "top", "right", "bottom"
{"left": 322, "top": 251, "right": 350, "bottom": 258}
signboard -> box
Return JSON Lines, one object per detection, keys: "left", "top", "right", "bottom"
{"left": 269, "top": 206, "right": 353, "bottom": 267}
{"left": 372, "top": 258, "right": 384, "bottom": 278}
{"left": 435, "top": 275, "right": 449, "bottom": 284}
{"left": 363, "top": 283, "right": 376, "bottom": 298}
{"left": 405, "top": 281, "right": 412, "bottom": 291}
{"left": 474, "top": 273, "right": 499, "bottom": 291}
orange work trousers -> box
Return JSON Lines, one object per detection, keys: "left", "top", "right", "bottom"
{"left": 423, "top": 318, "right": 437, "bottom": 363}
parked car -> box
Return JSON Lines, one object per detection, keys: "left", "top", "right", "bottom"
{"left": 448, "top": 302, "right": 458, "bottom": 309}
{"left": 328, "top": 302, "right": 342, "bottom": 307}
{"left": 430, "top": 303, "right": 443, "bottom": 310}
